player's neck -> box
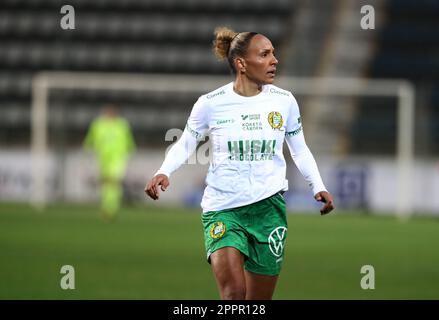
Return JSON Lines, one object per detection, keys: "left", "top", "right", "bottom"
{"left": 233, "top": 77, "right": 262, "bottom": 97}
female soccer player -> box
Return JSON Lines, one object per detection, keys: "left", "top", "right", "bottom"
{"left": 145, "top": 27, "right": 334, "bottom": 300}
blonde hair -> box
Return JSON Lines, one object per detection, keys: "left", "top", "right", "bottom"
{"left": 212, "top": 26, "right": 238, "bottom": 60}
{"left": 212, "top": 26, "right": 258, "bottom": 73}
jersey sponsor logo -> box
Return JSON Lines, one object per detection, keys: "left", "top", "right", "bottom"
{"left": 186, "top": 123, "right": 203, "bottom": 140}
{"left": 268, "top": 226, "right": 287, "bottom": 258}
{"left": 241, "top": 114, "right": 260, "bottom": 121}
{"left": 228, "top": 139, "right": 276, "bottom": 161}
{"left": 209, "top": 222, "right": 226, "bottom": 239}
{"left": 206, "top": 89, "right": 225, "bottom": 99}
{"left": 241, "top": 114, "right": 262, "bottom": 130}
{"left": 268, "top": 111, "right": 284, "bottom": 130}
{"left": 216, "top": 119, "right": 235, "bottom": 125}
{"left": 242, "top": 121, "right": 263, "bottom": 131}
{"left": 269, "top": 88, "right": 290, "bottom": 97}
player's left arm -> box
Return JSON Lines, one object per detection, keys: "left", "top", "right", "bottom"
{"left": 284, "top": 95, "right": 335, "bottom": 215}
{"left": 285, "top": 131, "right": 335, "bottom": 215}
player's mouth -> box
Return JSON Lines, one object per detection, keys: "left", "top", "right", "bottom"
{"left": 267, "top": 69, "right": 276, "bottom": 77}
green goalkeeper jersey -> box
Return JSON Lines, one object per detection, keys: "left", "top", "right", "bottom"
{"left": 84, "top": 116, "right": 136, "bottom": 177}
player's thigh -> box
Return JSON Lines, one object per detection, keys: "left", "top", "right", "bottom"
{"left": 244, "top": 270, "right": 278, "bottom": 300}
{"left": 202, "top": 210, "right": 249, "bottom": 296}
{"left": 210, "top": 247, "right": 246, "bottom": 298}
{"left": 210, "top": 247, "right": 245, "bottom": 282}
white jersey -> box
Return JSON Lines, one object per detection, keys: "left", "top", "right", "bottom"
{"left": 156, "top": 82, "right": 327, "bottom": 213}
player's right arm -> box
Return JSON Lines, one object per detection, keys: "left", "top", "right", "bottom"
{"left": 145, "top": 97, "right": 209, "bottom": 200}
{"left": 144, "top": 129, "right": 199, "bottom": 200}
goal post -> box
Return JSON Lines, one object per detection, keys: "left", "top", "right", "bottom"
{"left": 31, "top": 72, "right": 415, "bottom": 218}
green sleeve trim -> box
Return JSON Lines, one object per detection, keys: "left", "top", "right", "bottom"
{"left": 285, "top": 126, "right": 302, "bottom": 137}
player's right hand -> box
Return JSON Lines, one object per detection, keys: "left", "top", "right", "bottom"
{"left": 145, "top": 174, "right": 170, "bottom": 200}
{"left": 314, "top": 191, "right": 335, "bottom": 215}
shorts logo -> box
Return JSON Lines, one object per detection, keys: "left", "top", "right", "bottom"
{"left": 268, "top": 226, "right": 287, "bottom": 257}
{"left": 210, "top": 222, "right": 226, "bottom": 239}
{"left": 268, "top": 111, "right": 283, "bottom": 130}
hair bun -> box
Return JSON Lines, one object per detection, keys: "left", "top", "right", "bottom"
{"left": 212, "top": 26, "right": 238, "bottom": 60}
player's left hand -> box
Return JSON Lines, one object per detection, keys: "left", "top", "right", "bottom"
{"left": 314, "top": 191, "right": 335, "bottom": 215}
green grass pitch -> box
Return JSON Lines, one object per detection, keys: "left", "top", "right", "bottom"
{"left": 0, "top": 202, "right": 438, "bottom": 299}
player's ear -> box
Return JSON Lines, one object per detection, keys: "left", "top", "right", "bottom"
{"left": 235, "top": 57, "right": 246, "bottom": 73}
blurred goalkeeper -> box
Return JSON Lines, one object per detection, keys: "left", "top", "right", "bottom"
{"left": 84, "top": 105, "right": 136, "bottom": 221}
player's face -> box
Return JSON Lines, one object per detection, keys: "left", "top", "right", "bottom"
{"left": 240, "top": 34, "right": 278, "bottom": 85}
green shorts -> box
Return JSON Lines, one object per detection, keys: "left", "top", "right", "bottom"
{"left": 202, "top": 192, "right": 287, "bottom": 276}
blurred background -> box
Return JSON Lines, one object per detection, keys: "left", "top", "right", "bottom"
{"left": 0, "top": 0, "right": 438, "bottom": 299}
